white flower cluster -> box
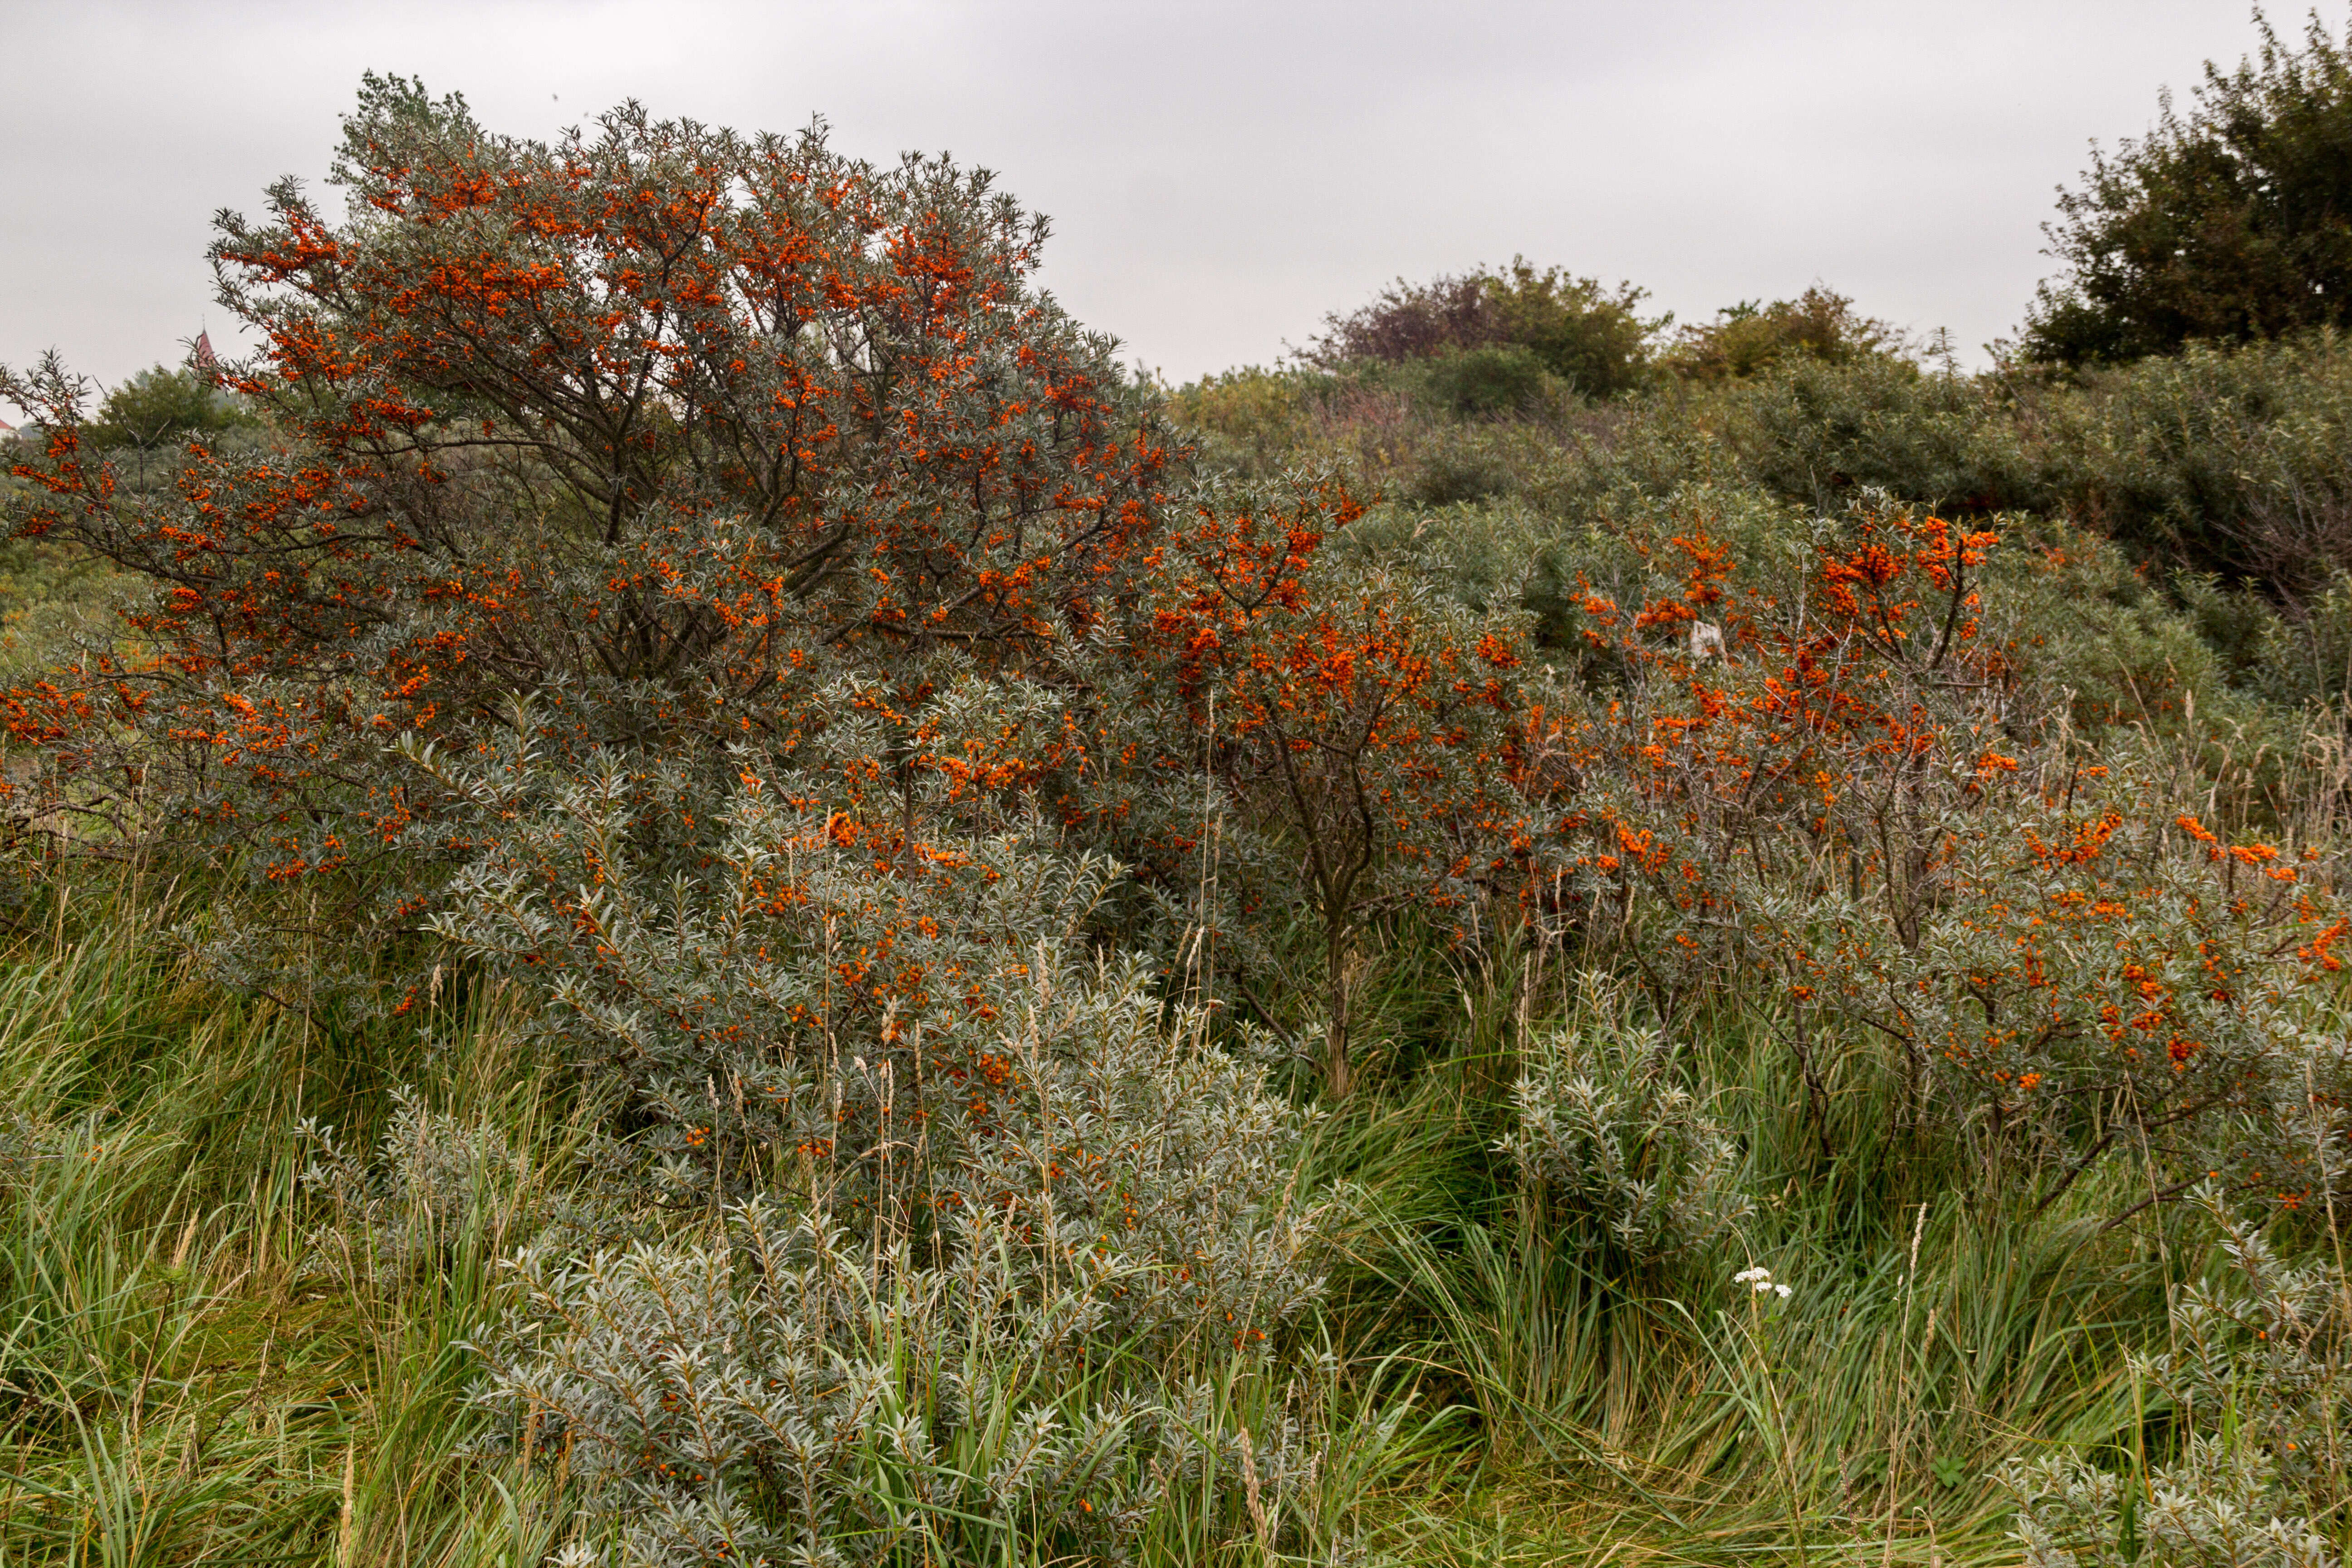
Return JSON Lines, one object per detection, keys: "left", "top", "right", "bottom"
{"left": 1735, "top": 1265, "right": 1793, "bottom": 1300}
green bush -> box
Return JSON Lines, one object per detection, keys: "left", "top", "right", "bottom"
{"left": 2032, "top": 332, "right": 2352, "bottom": 595}
{"left": 1666, "top": 285, "right": 1907, "bottom": 382}
{"left": 1498, "top": 974, "right": 1751, "bottom": 1265}
{"left": 2024, "top": 13, "right": 2352, "bottom": 366}
{"left": 1416, "top": 344, "right": 1553, "bottom": 417}
{"left": 1301, "top": 259, "right": 1660, "bottom": 398}
{"left": 84, "top": 363, "right": 257, "bottom": 452}
{"left": 1480, "top": 260, "right": 1659, "bottom": 398}
{"left": 1722, "top": 354, "right": 2034, "bottom": 514}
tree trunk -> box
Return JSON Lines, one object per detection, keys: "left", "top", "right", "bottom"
{"left": 1323, "top": 918, "right": 1353, "bottom": 1100}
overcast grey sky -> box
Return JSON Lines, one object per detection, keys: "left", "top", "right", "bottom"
{"left": 0, "top": 0, "right": 2295, "bottom": 395}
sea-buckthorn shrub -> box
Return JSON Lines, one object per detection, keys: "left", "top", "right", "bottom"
{"left": 1140, "top": 488, "right": 1544, "bottom": 1095}
{"left": 417, "top": 671, "right": 1345, "bottom": 1559}
{"left": 1999, "top": 1188, "right": 2351, "bottom": 1568}
{"left": 0, "top": 78, "right": 1183, "bottom": 1003}
{"left": 480, "top": 1201, "right": 1351, "bottom": 1568}
{"left": 1535, "top": 500, "right": 2352, "bottom": 1208}
{"left": 1749, "top": 757, "right": 2352, "bottom": 1208}
{"left": 296, "top": 1085, "right": 544, "bottom": 1285}
{"left": 1498, "top": 975, "right": 1751, "bottom": 1263}
{"left": 0, "top": 88, "right": 1485, "bottom": 1564}
{"left": 415, "top": 669, "right": 1328, "bottom": 1307}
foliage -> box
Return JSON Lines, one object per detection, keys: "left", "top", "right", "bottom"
{"left": 0, "top": 898, "right": 595, "bottom": 1568}
{"left": 1302, "top": 272, "right": 1496, "bottom": 368}
{"left": 1498, "top": 974, "right": 1751, "bottom": 1263}
{"left": 0, "top": 81, "right": 1480, "bottom": 1567}
{"left": 0, "top": 74, "right": 1183, "bottom": 999}
{"left": 1514, "top": 502, "right": 2352, "bottom": 1211}
{"left": 1672, "top": 331, "right": 2352, "bottom": 605}
{"left": 1666, "top": 286, "right": 1908, "bottom": 382}
{"left": 1301, "top": 259, "right": 1660, "bottom": 398}
{"left": 83, "top": 363, "right": 258, "bottom": 455}
{"left": 26, "top": 51, "right": 2352, "bottom": 1568}
{"left": 0, "top": 532, "right": 127, "bottom": 686}
{"left": 1162, "top": 365, "right": 1325, "bottom": 480}
{"left": 422, "top": 725, "right": 1373, "bottom": 1561}
{"left": 2025, "top": 12, "right": 2352, "bottom": 367}
{"left": 1480, "top": 260, "right": 1661, "bottom": 399}
{"left": 2000, "top": 1189, "right": 2352, "bottom": 1568}
{"left": 0, "top": 888, "right": 2190, "bottom": 1568}
{"left": 481, "top": 1200, "right": 1348, "bottom": 1568}
{"left": 1144, "top": 491, "right": 1537, "bottom": 1093}
{"left": 297, "top": 1083, "right": 544, "bottom": 1284}
{"left": 2034, "top": 332, "right": 2352, "bottom": 596}
{"left": 1415, "top": 345, "right": 1554, "bottom": 417}
{"left": 1719, "top": 352, "right": 2034, "bottom": 513}
{"left": 2260, "top": 570, "right": 2352, "bottom": 707}
{"left": 417, "top": 698, "right": 1331, "bottom": 1325}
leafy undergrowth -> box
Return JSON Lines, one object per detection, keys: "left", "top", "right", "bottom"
{"left": 0, "top": 897, "right": 586, "bottom": 1567}
{"left": 8, "top": 67, "right": 2352, "bottom": 1568}
{"left": 10, "top": 887, "right": 2329, "bottom": 1568}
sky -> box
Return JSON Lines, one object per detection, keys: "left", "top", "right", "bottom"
{"left": 0, "top": 0, "right": 2296, "bottom": 399}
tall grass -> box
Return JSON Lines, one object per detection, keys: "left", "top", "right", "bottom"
{"left": 0, "top": 887, "right": 1449, "bottom": 1567}
{"left": 0, "top": 886, "right": 580, "bottom": 1567}
{"left": 1307, "top": 941, "right": 2201, "bottom": 1568}
{"left": 0, "top": 877, "right": 2321, "bottom": 1566}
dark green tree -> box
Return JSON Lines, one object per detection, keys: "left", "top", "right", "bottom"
{"left": 2024, "top": 11, "right": 2352, "bottom": 366}
{"left": 85, "top": 363, "right": 253, "bottom": 453}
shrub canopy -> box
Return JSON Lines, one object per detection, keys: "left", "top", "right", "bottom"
{"left": 0, "top": 76, "right": 1188, "bottom": 975}
{"left": 2026, "top": 12, "right": 2352, "bottom": 365}
{"left": 1666, "top": 287, "right": 1906, "bottom": 381}
{"left": 1302, "top": 258, "right": 1658, "bottom": 398}
{"left": 85, "top": 365, "right": 255, "bottom": 454}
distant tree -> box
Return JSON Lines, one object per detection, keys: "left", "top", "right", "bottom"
{"left": 1480, "top": 260, "right": 1659, "bottom": 397}
{"left": 81, "top": 363, "right": 258, "bottom": 488}
{"left": 1303, "top": 272, "right": 1495, "bottom": 366}
{"left": 2024, "top": 11, "right": 2352, "bottom": 367}
{"left": 1666, "top": 286, "right": 1906, "bottom": 380}
{"left": 1301, "top": 257, "right": 1660, "bottom": 397}
{"left": 85, "top": 363, "right": 253, "bottom": 452}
